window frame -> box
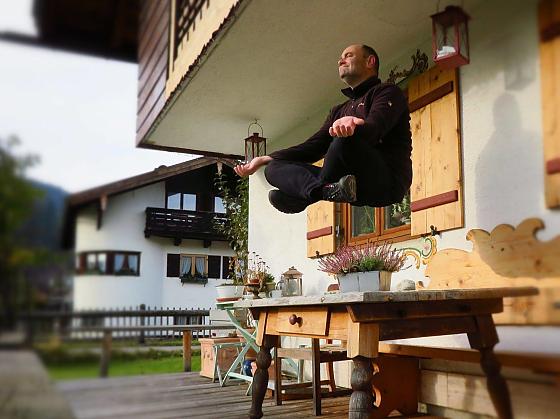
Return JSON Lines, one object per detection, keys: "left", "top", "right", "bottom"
{"left": 179, "top": 254, "right": 208, "bottom": 279}
{"left": 165, "top": 190, "right": 198, "bottom": 211}
{"left": 343, "top": 203, "right": 412, "bottom": 246}
{"left": 76, "top": 251, "right": 141, "bottom": 276}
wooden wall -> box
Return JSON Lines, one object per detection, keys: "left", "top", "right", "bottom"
{"left": 136, "top": 0, "right": 170, "bottom": 144}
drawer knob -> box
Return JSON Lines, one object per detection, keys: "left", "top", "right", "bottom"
{"left": 289, "top": 314, "right": 302, "bottom": 326}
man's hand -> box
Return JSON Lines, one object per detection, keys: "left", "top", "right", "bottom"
{"left": 234, "top": 155, "right": 272, "bottom": 177}
{"left": 329, "top": 116, "right": 365, "bottom": 138}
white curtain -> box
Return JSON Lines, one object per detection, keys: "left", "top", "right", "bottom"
{"left": 97, "top": 253, "right": 107, "bottom": 273}
{"left": 195, "top": 257, "right": 205, "bottom": 276}
{"left": 128, "top": 254, "right": 138, "bottom": 273}
{"left": 87, "top": 254, "right": 96, "bottom": 270}
{"left": 180, "top": 256, "right": 192, "bottom": 276}
{"left": 114, "top": 254, "right": 125, "bottom": 272}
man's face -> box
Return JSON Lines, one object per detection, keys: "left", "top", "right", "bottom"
{"left": 338, "top": 45, "right": 372, "bottom": 85}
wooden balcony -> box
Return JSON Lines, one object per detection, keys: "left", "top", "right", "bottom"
{"left": 144, "top": 207, "right": 228, "bottom": 243}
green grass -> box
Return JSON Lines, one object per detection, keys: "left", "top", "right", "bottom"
{"left": 46, "top": 354, "right": 201, "bottom": 380}
{"left": 35, "top": 337, "right": 195, "bottom": 350}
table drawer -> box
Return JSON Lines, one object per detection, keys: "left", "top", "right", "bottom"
{"left": 275, "top": 307, "right": 329, "bottom": 336}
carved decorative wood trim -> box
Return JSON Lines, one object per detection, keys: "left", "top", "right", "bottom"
{"left": 386, "top": 49, "right": 429, "bottom": 85}
{"left": 421, "top": 218, "right": 560, "bottom": 324}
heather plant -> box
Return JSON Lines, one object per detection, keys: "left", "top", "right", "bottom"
{"left": 318, "top": 241, "right": 407, "bottom": 275}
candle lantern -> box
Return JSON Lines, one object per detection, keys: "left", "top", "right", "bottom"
{"left": 279, "top": 266, "right": 303, "bottom": 297}
{"left": 244, "top": 120, "right": 266, "bottom": 162}
{"left": 431, "top": 5, "right": 470, "bottom": 69}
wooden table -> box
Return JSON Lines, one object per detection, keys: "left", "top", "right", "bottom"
{"left": 233, "top": 287, "right": 538, "bottom": 419}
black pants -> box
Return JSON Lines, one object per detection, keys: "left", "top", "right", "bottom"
{"left": 264, "top": 137, "right": 402, "bottom": 207}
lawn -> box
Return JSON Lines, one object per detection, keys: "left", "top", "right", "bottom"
{"left": 36, "top": 341, "right": 202, "bottom": 381}
{"left": 46, "top": 354, "right": 201, "bottom": 380}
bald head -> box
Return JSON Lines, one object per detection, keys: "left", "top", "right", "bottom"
{"left": 337, "top": 44, "right": 379, "bottom": 88}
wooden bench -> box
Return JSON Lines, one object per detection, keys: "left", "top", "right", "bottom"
{"left": 377, "top": 218, "right": 560, "bottom": 417}
{"left": 69, "top": 324, "right": 235, "bottom": 377}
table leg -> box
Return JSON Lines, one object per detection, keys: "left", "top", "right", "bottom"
{"left": 468, "top": 315, "right": 513, "bottom": 419}
{"left": 249, "top": 335, "right": 277, "bottom": 419}
{"left": 349, "top": 356, "right": 375, "bottom": 419}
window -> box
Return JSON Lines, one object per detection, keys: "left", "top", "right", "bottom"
{"left": 75, "top": 251, "right": 141, "bottom": 276}
{"left": 214, "top": 197, "right": 226, "bottom": 213}
{"left": 166, "top": 191, "right": 197, "bottom": 211}
{"left": 182, "top": 193, "right": 197, "bottom": 211}
{"left": 167, "top": 254, "right": 232, "bottom": 280}
{"left": 167, "top": 192, "right": 181, "bottom": 209}
{"left": 114, "top": 252, "right": 140, "bottom": 276}
{"left": 345, "top": 192, "right": 411, "bottom": 244}
{"left": 178, "top": 254, "right": 207, "bottom": 280}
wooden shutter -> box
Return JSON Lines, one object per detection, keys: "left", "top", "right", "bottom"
{"left": 207, "top": 255, "right": 221, "bottom": 278}
{"left": 166, "top": 253, "right": 180, "bottom": 277}
{"left": 222, "top": 256, "right": 231, "bottom": 279}
{"left": 539, "top": 0, "right": 560, "bottom": 208}
{"left": 408, "top": 66, "right": 464, "bottom": 236}
{"left": 306, "top": 160, "right": 335, "bottom": 258}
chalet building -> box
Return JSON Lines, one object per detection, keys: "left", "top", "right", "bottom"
{"left": 64, "top": 157, "right": 236, "bottom": 310}
{"left": 132, "top": 0, "right": 560, "bottom": 416}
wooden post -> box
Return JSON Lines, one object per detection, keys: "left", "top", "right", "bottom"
{"left": 139, "top": 304, "right": 145, "bottom": 344}
{"left": 183, "top": 329, "right": 192, "bottom": 372}
{"left": 311, "top": 338, "right": 322, "bottom": 416}
{"left": 99, "top": 330, "right": 112, "bottom": 378}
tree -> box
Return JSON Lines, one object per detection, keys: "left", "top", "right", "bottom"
{"left": 0, "top": 136, "right": 40, "bottom": 329}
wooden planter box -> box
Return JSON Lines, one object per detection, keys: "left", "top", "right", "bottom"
{"left": 199, "top": 337, "right": 243, "bottom": 379}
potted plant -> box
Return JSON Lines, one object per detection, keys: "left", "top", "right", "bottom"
{"left": 215, "top": 257, "right": 245, "bottom": 301}
{"left": 245, "top": 252, "right": 275, "bottom": 298}
{"left": 318, "top": 242, "right": 407, "bottom": 292}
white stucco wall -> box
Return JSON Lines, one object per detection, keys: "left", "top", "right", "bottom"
{"left": 249, "top": 0, "right": 559, "bottom": 361}
{"left": 73, "top": 181, "right": 234, "bottom": 310}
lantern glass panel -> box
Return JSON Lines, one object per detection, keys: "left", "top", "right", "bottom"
{"left": 435, "top": 22, "right": 457, "bottom": 59}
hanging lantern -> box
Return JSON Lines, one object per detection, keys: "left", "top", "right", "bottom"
{"left": 431, "top": 5, "right": 470, "bottom": 69}
{"left": 244, "top": 120, "right": 266, "bottom": 162}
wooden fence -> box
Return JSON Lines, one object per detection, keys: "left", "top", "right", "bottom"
{"left": 21, "top": 305, "right": 213, "bottom": 344}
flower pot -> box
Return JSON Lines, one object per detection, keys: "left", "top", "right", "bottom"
{"left": 216, "top": 284, "right": 244, "bottom": 301}
{"left": 336, "top": 271, "right": 392, "bottom": 293}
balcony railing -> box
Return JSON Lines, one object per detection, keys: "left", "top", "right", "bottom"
{"left": 145, "top": 207, "right": 228, "bottom": 242}
{"left": 174, "top": 0, "right": 207, "bottom": 61}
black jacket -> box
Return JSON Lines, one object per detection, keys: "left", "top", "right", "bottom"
{"left": 270, "top": 76, "right": 412, "bottom": 192}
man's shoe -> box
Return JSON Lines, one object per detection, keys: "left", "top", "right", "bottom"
{"left": 268, "top": 190, "right": 310, "bottom": 214}
{"left": 322, "top": 175, "right": 357, "bottom": 203}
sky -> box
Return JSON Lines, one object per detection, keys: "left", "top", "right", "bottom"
{"left": 0, "top": 0, "right": 192, "bottom": 193}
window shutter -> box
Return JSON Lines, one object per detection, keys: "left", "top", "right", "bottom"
{"left": 208, "top": 255, "right": 221, "bottom": 278}
{"left": 166, "top": 253, "right": 180, "bottom": 277}
{"left": 222, "top": 256, "right": 231, "bottom": 279}
{"left": 306, "top": 159, "right": 335, "bottom": 258}
{"left": 539, "top": 0, "right": 560, "bottom": 208}
{"left": 408, "top": 65, "right": 464, "bottom": 236}
{"left": 106, "top": 251, "right": 114, "bottom": 275}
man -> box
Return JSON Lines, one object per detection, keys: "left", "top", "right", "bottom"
{"left": 234, "top": 44, "right": 412, "bottom": 214}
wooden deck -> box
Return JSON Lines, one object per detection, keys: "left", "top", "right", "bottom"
{"left": 57, "top": 372, "right": 353, "bottom": 419}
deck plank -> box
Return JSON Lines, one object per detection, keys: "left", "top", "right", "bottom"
{"left": 57, "top": 372, "right": 352, "bottom": 418}
{"left": 57, "top": 372, "right": 439, "bottom": 418}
